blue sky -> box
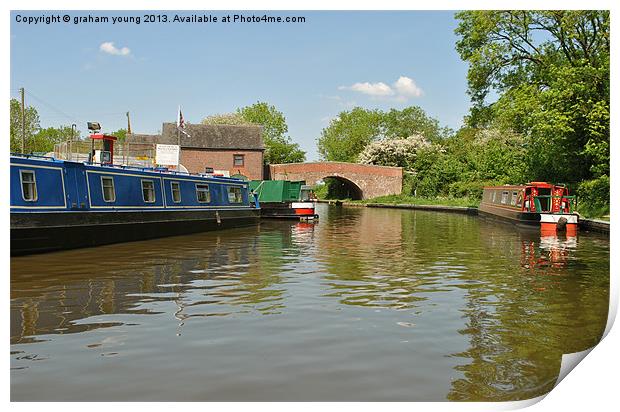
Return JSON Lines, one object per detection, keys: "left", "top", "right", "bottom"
{"left": 11, "top": 10, "right": 471, "bottom": 160}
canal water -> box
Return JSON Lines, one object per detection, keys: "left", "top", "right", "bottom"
{"left": 10, "top": 204, "right": 609, "bottom": 401}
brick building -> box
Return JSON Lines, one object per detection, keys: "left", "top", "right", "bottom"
{"left": 129, "top": 122, "right": 265, "bottom": 180}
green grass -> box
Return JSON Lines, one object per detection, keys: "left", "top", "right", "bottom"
{"left": 318, "top": 194, "right": 478, "bottom": 207}
{"left": 314, "top": 190, "right": 610, "bottom": 220}
{"left": 360, "top": 194, "right": 479, "bottom": 207}
{"left": 575, "top": 201, "right": 610, "bottom": 220}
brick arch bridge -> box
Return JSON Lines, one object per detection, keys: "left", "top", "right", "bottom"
{"left": 268, "top": 162, "right": 403, "bottom": 200}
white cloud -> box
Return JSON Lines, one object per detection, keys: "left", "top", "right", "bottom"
{"left": 339, "top": 81, "right": 394, "bottom": 97}
{"left": 99, "top": 42, "right": 131, "bottom": 56}
{"left": 338, "top": 76, "right": 423, "bottom": 101}
{"left": 393, "top": 76, "right": 423, "bottom": 98}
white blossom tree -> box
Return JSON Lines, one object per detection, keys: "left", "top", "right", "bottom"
{"left": 357, "top": 134, "right": 433, "bottom": 170}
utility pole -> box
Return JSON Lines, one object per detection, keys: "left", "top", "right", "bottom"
{"left": 125, "top": 111, "right": 131, "bottom": 165}
{"left": 70, "top": 124, "right": 76, "bottom": 161}
{"left": 177, "top": 127, "right": 181, "bottom": 171}
{"left": 20, "top": 87, "right": 25, "bottom": 153}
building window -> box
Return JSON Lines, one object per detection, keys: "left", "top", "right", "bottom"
{"left": 101, "top": 176, "right": 116, "bottom": 202}
{"left": 20, "top": 170, "right": 37, "bottom": 201}
{"left": 142, "top": 180, "right": 155, "bottom": 203}
{"left": 501, "top": 191, "right": 509, "bottom": 205}
{"left": 171, "top": 181, "right": 181, "bottom": 203}
{"left": 233, "top": 154, "right": 245, "bottom": 167}
{"left": 228, "top": 186, "right": 243, "bottom": 203}
{"left": 196, "top": 184, "right": 210, "bottom": 203}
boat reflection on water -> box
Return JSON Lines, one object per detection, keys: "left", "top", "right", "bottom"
{"left": 520, "top": 232, "right": 578, "bottom": 271}
{"left": 11, "top": 205, "right": 608, "bottom": 402}
{"left": 10, "top": 223, "right": 303, "bottom": 345}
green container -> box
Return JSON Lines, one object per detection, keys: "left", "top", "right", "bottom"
{"left": 249, "top": 180, "right": 305, "bottom": 203}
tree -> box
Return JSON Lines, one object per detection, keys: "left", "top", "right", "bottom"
{"left": 358, "top": 134, "right": 432, "bottom": 169}
{"left": 455, "top": 11, "right": 609, "bottom": 189}
{"left": 202, "top": 103, "right": 306, "bottom": 164}
{"left": 237, "top": 102, "right": 305, "bottom": 164}
{"left": 317, "top": 108, "right": 383, "bottom": 162}
{"left": 10, "top": 98, "right": 40, "bottom": 153}
{"left": 202, "top": 113, "right": 252, "bottom": 126}
{"left": 383, "top": 106, "right": 452, "bottom": 142}
{"left": 110, "top": 128, "right": 128, "bottom": 142}
{"left": 317, "top": 106, "right": 451, "bottom": 162}
{"left": 32, "top": 126, "right": 78, "bottom": 153}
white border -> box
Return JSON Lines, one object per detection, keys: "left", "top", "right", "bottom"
{"left": 4, "top": 2, "right": 617, "bottom": 411}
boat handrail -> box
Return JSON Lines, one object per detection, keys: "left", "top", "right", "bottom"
{"left": 12, "top": 153, "right": 244, "bottom": 182}
{"left": 83, "top": 162, "right": 244, "bottom": 182}
{"left": 532, "top": 195, "right": 577, "bottom": 214}
{"left": 10, "top": 152, "right": 57, "bottom": 161}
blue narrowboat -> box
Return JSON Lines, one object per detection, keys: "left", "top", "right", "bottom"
{"left": 10, "top": 154, "right": 260, "bottom": 255}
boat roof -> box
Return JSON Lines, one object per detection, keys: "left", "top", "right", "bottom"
{"left": 483, "top": 182, "right": 565, "bottom": 190}
{"left": 10, "top": 153, "right": 245, "bottom": 183}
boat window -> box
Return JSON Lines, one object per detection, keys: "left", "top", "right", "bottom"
{"left": 228, "top": 186, "right": 243, "bottom": 203}
{"left": 233, "top": 154, "right": 245, "bottom": 167}
{"left": 20, "top": 170, "right": 37, "bottom": 201}
{"left": 171, "top": 181, "right": 181, "bottom": 203}
{"left": 501, "top": 191, "right": 509, "bottom": 204}
{"left": 101, "top": 176, "right": 115, "bottom": 202}
{"left": 510, "top": 191, "right": 518, "bottom": 206}
{"left": 492, "top": 191, "right": 496, "bottom": 203}
{"left": 141, "top": 180, "right": 155, "bottom": 203}
{"left": 196, "top": 184, "right": 210, "bottom": 203}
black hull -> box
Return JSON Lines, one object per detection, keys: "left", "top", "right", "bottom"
{"left": 477, "top": 205, "right": 541, "bottom": 229}
{"left": 11, "top": 209, "right": 260, "bottom": 256}
{"left": 259, "top": 202, "right": 318, "bottom": 220}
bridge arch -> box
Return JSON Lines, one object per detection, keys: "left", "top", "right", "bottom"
{"left": 268, "top": 162, "right": 403, "bottom": 200}
{"left": 318, "top": 175, "right": 363, "bottom": 200}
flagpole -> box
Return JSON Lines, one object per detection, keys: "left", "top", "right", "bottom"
{"left": 177, "top": 105, "right": 181, "bottom": 171}
{"left": 177, "top": 127, "right": 181, "bottom": 171}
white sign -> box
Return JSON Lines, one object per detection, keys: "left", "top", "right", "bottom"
{"left": 155, "top": 144, "right": 180, "bottom": 166}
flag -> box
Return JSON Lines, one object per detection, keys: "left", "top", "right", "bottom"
{"left": 176, "top": 106, "right": 185, "bottom": 129}
{"left": 176, "top": 105, "right": 191, "bottom": 138}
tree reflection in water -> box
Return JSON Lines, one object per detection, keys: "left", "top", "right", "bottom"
{"left": 10, "top": 206, "right": 608, "bottom": 401}
{"left": 11, "top": 224, "right": 305, "bottom": 344}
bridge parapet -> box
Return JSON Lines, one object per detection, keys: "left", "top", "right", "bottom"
{"left": 269, "top": 162, "right": 403, "bottom": 200}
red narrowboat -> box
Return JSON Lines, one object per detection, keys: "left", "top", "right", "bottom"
{"left": 479, "top": 182, "right": 578, "bottom": 235}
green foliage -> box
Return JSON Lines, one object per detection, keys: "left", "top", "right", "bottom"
{"left": 447, "top": 180, "right": 496, "bottom": 200}
{"left": 32, "top": 126, "right": 78, "bottom": 153}
{"left": 362, "top": 194, "right": 478, "bottom": 208}
{"left": 311, "top": 183, "right": 328, "bottom": 200}
{"left": 383, "top": 106, "right": 452, "bottom": 143}
{"left": 318, "top": 107, "right": 383, "bottom": 162}
{"left": 201, "top": 113, "right": 252, "bottom": 125}
{"left": 237, "top": 102, "right": 287, "bottom": 143}
{"left": 10, "top": 98, "right": 80, "bottom": 154}
{"left": 111, "top": 128, "right": 128, "bottom": 142}
{"left": 10, "top": 98, "right": 40, "bottom": 153}
{"left": 576, "top": 175, "right": 609, "bottom": 218}
{"left": 238, "top": 102, "right": 306, "bottom": 164}
{"left": 455, "top": 10, "right": 609, "bottom": 213}
{"left": 202, "top": 102, "right": 306, "bottom": 164}
{"left": 318, "top": 106, "right": 452, "bottom": 163}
